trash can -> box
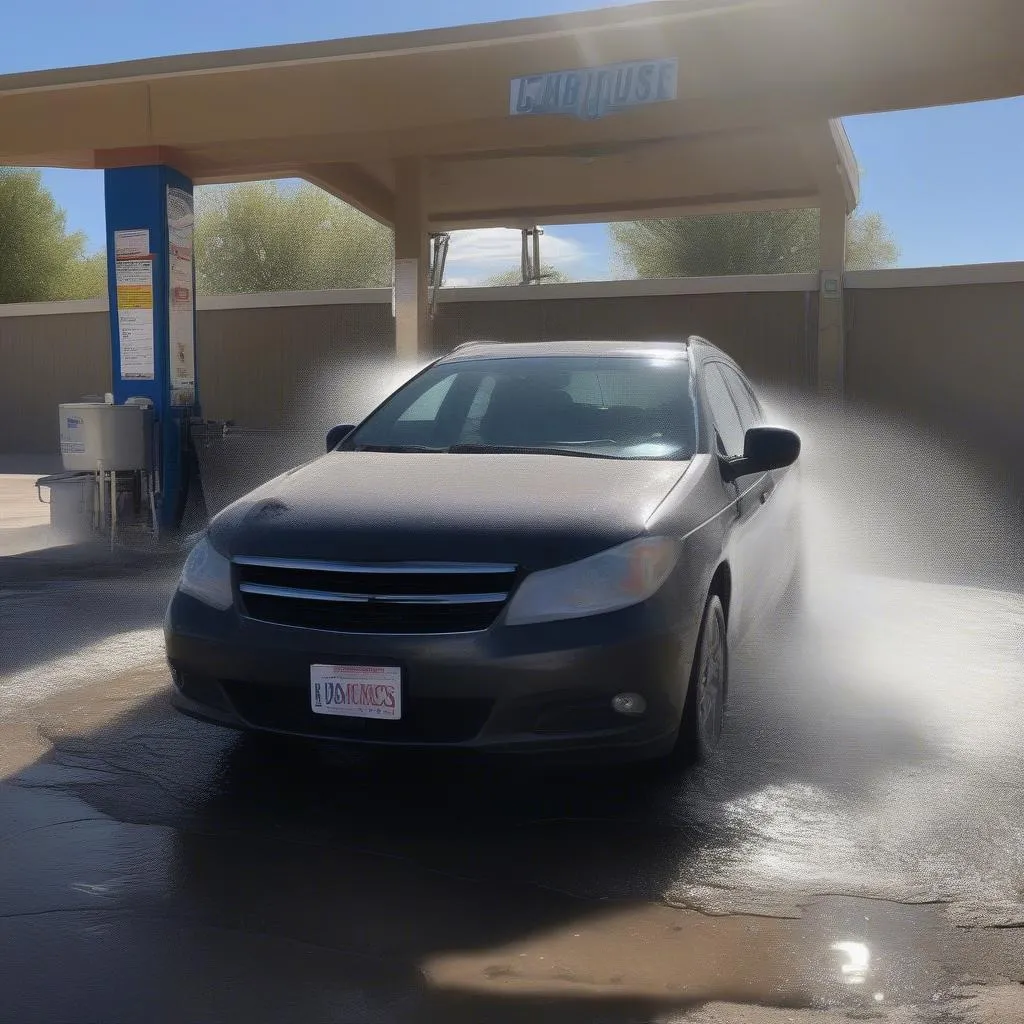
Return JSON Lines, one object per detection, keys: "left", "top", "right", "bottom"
{"left": 36, "top": 472, "right": 96, "bottom": 542}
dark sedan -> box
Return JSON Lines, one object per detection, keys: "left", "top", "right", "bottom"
{"left": 165, "top": 338, "right": 801, "bottom": 763}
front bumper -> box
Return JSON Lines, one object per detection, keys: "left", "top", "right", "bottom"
{"left": 164, "top": 587, "right": 698, "bottom": 762}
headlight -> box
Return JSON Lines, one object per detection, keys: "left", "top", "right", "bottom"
{"left": 177, "top": 536, "right": 234, "bottom": 611}
{"left": 504, "top": 536, "right": 680, "bottom": 626}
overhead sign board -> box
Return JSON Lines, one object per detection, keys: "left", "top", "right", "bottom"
{"left": 510, "top": 59, "right": 678, "bottom": 121}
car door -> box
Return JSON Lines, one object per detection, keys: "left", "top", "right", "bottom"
{"left": 717, "top": 362, "right": 791, "bottom": 624}
{"left": 700, "top": 360, "right": 763, "bottom": 639}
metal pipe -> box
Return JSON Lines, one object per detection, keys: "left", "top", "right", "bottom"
{"left": 110, "top": 469, "right": 117, "bottom": 549}
{"left": 147, "top": 471, "right": 159, "bottom": 542}
{"left": 97, "top": 467, "right": 106, "bottom": 536}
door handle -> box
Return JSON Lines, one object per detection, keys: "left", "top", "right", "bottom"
{"left": 759, "top": 486, "right": 774, "bottom": 504}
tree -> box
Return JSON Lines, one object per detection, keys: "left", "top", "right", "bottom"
{"left": 844, "top": 212, "right": 901, "bottom": 271}
{"left": 482, "top": 264, "right": 572, "bottom": 286}
{"left": 610, "top": 208, "right": 899, "bottom": 279}
{"left": 62, "top": 251, "right": 108, "bottom": 300}
{"left": 194, "top": 181, "right": 394, "bottom": 294}
{"left": 0, "top": 169, "right": 106, "bottom": 303}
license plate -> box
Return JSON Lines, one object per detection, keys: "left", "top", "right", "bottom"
{"left": 310, "top": 664, "right": 402, "bottom": 720}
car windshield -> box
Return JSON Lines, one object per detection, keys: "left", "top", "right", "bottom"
{"left": 342, "top": 354, "right": 697, "bottom": 460}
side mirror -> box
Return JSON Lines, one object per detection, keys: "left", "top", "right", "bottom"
{"left": 722, "top": 426, "right": 800, "bottom": 480}
{"left": 326, "top": 424, "right": 356, "bottom": 451}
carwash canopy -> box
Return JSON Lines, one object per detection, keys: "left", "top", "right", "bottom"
{"left": 0, "top": 0, "right": 1021, "bottom": 527}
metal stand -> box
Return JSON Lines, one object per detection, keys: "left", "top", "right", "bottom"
{"left": 428, "top": 231, "right": 450, "bottom": 319}
{"left": 520, "top": 227, "right": 544, "bottom": 284}
{"left": 97, "top": 466, "right": 106, "bottom": 538}
{"left": 91, "top": 467, "right": 158, "bottom": 548}
{"left": 92, "top": 471, "right": 101, "bottom": 533}
{"left": 147, "top": 470, "right": 159, "bottom": 542}
{"left": 110, "top": 469, "right": 117, "bottom": 550}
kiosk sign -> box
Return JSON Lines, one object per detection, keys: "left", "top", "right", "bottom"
{"left": 167, "top": 186, "right": 196, "bottom": 407}
{"left": 510, "top": 59, "right": 677, "bottom": 121}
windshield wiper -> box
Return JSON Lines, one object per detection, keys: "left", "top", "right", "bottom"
{"left": 353, "top": 443, "right": 447, "bottom": 453}
{"left": 448, "top": 443, "right": 620, "bottom": 460}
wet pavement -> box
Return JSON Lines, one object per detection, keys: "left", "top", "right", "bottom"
{"left": 2, "top": 448, "right": 1024, "bottom": 1022}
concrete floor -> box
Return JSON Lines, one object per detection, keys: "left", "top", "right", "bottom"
{"left": 0, "top": 472, "right": 54, "bottom": 555}
{"left": 2, "top": 459, "right": 1024, "bottom": 1023}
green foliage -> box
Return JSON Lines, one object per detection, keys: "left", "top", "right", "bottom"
{"left": 193, "top": 181, "right": 394, "bottom": 294}
{"left": 844, "top": 212, "right": 901, "bottom": 271}
{"left": 0, "top": 168, "right": 106, "bottom": 303}
{"left": 482, "top": 264, "right": 572, "bottom": 286}
{"left": 59, "top": 251, "right": 108, "bottom": 300}
{"left": 610, "top": 208, "right": 900, "bottom": 278}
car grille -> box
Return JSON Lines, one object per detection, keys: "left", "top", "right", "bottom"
{"left": 234, "top": 557, "right": 517, "bottom": 635}
{"left": 221, "top": 681, "right": 493, "bottom": 743}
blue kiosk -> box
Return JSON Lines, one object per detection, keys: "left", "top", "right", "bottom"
{"left": 104, "top": 166, "right": 199, "bottom": 531}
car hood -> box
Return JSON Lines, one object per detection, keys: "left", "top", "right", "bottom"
{"left": 209, "top": 451, "right": 689, "bottom": 570}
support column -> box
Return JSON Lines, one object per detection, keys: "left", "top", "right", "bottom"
{"left": 817, "top": 189, "right": 848, "bottom": 399}
{"left": 393, "top": 158, "right": 429, "bottom": 363}
{"left": 104, "top": 165, "right": 199, "bottom": 531}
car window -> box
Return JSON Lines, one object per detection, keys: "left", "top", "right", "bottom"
{"left": 397, "top": 374, "right": 455, "bottom": 423}
{"left": 702, "top": 363, "right": 745, "bottom": 458}
{"left": 719, "top": 364, "right": 762, "bottom": 432}
{"left": 565, "top": 370, "right": 682, "bottom": 410}
{"left": 456, "top": 375, "right": 498, "bottom": 445}
{"left": 564, "top": 370, "right": 604, "bottom": 407}
{"left": 345, "top": 354, "right": 697, "bottom": 460}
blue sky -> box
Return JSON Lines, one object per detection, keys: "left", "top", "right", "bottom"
{"left": 5, "top": 0, "right": 1024, "bottom": 281}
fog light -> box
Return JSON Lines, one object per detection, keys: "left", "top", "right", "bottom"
{"left": 611, "top": 692, "right": 646, "bottom": 716}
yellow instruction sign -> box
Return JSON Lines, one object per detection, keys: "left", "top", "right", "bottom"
{"left": 115, "top": 255, "right": 155, "bottom": 380}
{"left": 117, "top": 284, "right": 154, "bottom": 309}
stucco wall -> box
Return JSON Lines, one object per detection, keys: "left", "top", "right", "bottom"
{"left": 1, "top": 268, "right": 1021, "bottom": 466}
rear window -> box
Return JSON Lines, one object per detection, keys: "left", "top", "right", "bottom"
{"left": 344, "top": 355, "right": 697, "bottom": 460}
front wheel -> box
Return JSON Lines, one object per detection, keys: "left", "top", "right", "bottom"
{"left": 675, "top": 593, "right": 728, "bottom": 764}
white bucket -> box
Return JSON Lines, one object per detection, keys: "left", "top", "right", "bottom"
{"left": 38, "top": 472, "right": 96, "bottom": 542}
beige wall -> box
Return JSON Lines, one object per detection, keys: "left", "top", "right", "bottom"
{"left": 845, "top": 280, "right": 1024, "bottom": 463}
{"left": 1, "top": 270, "right": 1021, "bottom": 469}
{"left": 0, "top": 309, "right": 110, "bottom": 454}
{"left": 198, "top": 301, "right": 395, "bottom": 427}
{"left": 430, "top": 290, "right": 816, "bottom": 387}
{"left": 0, "top": 282, "right": 817, "bottom": 453}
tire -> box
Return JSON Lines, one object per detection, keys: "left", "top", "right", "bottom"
{"left": 674, "top": 592, "right": 728, "bottom": 765}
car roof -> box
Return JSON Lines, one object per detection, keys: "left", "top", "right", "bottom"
{"left": 439, "top": 338, "right": 716, "bottom": 362}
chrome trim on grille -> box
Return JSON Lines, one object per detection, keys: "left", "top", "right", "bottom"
{"left": 232, "top": 556, "right": 516, "bottom": 575}
{"left": 232, "top": 555, "right": 518, "bottom": 635}
{"left": 239, "top": 582, "right": 510, "bottom": 605}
